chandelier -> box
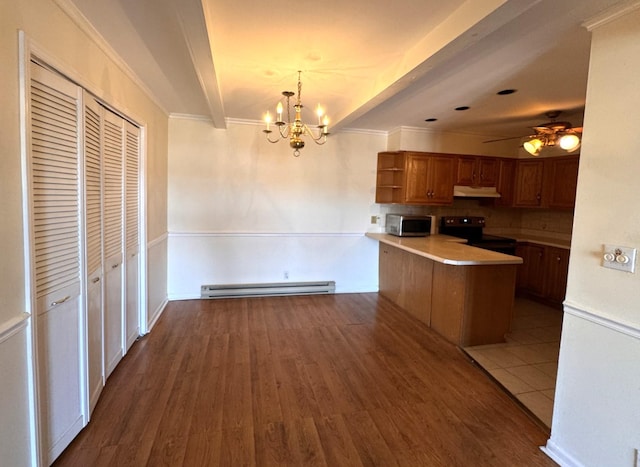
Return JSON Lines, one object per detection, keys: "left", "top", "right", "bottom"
{"left": 263, "top": 71, "right": 329, "bottom": 157}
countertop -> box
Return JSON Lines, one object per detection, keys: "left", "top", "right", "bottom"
{"left": 366, "top": 233, "right": 523, "bottom": 266}
{"left": 513, "top": 235, "right": 571, "bottom": 249}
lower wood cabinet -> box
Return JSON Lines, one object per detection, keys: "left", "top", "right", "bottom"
{"left": 515, "top": 242, "right": 570, "bottom": 307}
{"left": 544, "top": 246, "right": 570, "bottom": 303}
{"left": 379, "top": 244, "right": 433, "bottom": 324}
{"left": 379, "top": 243, "right": 517, "bottom": 346}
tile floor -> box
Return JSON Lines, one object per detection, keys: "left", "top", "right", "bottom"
{"left": 464, "top": 297, "right": 563, "bottom": 429}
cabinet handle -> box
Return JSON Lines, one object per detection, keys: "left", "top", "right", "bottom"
{"left": 112, "top": 263, "right": 120, "bottom": 269}
{"left": 92, "top": 277, "right": 100, "bottom": 283}
{"left": 536, "top": 193, "right": 541, "bottom": 201}
{"left": 51, "top": 296, "right": 71, "bottom": 307}
{"left": 557, "top": 256, "right": 561, "bottom": 262}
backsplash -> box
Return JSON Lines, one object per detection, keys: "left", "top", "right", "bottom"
{"left": 377, "top": 199, "right": 574, "bottom": 241}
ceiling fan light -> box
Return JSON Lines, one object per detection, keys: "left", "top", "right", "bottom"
{"left": 559, "top": 133, "right": 581, "bottom": 151}
{"left": 524, "top": 138, "right": 543, "bottom": 156}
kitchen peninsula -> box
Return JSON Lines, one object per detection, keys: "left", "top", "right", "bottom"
{"left": 366, "top": 233, "right": 523, "bottom": 347}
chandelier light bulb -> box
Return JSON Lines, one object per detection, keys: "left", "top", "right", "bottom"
{"left": 264, "top": 111, "right": 272, "bottom": 131}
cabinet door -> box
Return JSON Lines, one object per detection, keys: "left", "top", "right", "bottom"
{"left": 404, "top": 153, "right": 431, "bottom": 203}
{"left": 545, "top": 247, "right": 570, "bottom": 303}
{"left": 477, "top": 158, "right": 498, "bottom": 186}
{"left": 514, "top": 160, "right": 544, "bottom": 207}
{"left": 428, "top": 155, "right": 454, "bottom": 205}
{"left": 515, "top": 243, "right": 528, "bottom": 288}
{"left": 379, "top": 244, "right": 404, "bottom": 303}
{"left": 517, "top": 244, "right": 546, "bottom": 295}
{"left": 495, "top": 159, "right": 516, "bottom": 207}
{"left": 455, "top": 156, "right": 476, "bottom": 186}
{"left": 548, "top": 156, "right": 579, "bottom": 209}
{"left": 528, "top": 245, "right": 546, "bottom": 295}
{"left": 379, "top": 244, "right": 432, "bottom": 324}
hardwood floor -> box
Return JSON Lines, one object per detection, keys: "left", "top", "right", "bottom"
{"left": 53, "top": 293, "right": 556, "bottom": 466}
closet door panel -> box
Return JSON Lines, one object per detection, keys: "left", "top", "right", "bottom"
{"left": 36, "top": 286, "right": 83, "bottom": 462}
{"left": 102, "top": 109, "right": 124, "bottom": 377}
{"left": 29, "top": 62, "right": 84, "bottom": 464}
{"left": 124, "top": 121, "right": 140, "bottom": 350}
{"left": 84, "top": 94, "right": 104, "bottom": 413}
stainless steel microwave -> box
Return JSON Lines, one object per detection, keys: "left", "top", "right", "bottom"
{"left": 385, "top": 214, "right": 435, "bottom": 237}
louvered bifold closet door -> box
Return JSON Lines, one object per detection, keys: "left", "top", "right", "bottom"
{"left": 29, "top": 62, "right": 85, "bottom": 464}
{"left": 124, "top": 121, "right": 140, "bottom": 350}
{"left": 84, "top": 94, "right": 104, "bottom": 413}
{"left": 102, "top": 108, "right": 125, "bottom": 377}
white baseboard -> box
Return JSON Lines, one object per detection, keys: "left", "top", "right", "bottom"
{"left": 147, "top": 297, "right": 168, "bottom": 331}
{"left": 541, "top": 439, "right": 583, "bottom": 467}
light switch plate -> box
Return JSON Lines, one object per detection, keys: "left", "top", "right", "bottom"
{"left": 602, "top": 244, "right": 637, "bottom": 273}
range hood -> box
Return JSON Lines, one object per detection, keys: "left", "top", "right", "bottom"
{"left": 453, "top": 185, "right": 501, "bottom": 198}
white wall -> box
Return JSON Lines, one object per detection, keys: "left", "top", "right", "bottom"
{"left": 544, "top": 4, "right": 640, "bottom": 466}
{"left": 167, "top": 119, "right": 386, "bottom": 298}
{"left": 0, "top": 0, "right": 169, "bottom": 462}
{"left": 0, "top": 323, "right": 32, "bottom": 467}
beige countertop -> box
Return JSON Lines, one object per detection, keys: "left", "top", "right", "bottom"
{"left": 366, "top": 233, "right": 523, "bottom": 266}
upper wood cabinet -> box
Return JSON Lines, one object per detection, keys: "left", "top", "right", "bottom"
{"left": 495, "top": 158, "right": 516, "bottom": 207}
{"left": 513, "top": 155, "right": 579, "bottom": 208}
{"left": 514, "top": 160, "right": 545, "bottom": 207}
{"left": 547, "top": 155, "right": 579, "bottom": 209}
{"left": 455, "top": 156, "right": 498, "bottom": 187}
{"left": 376, "top": 151, "right": 454, "bottom": 205}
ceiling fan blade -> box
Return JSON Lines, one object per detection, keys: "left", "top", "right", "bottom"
{"left": 483, "top": 135, "right": 527, "bottom": 143}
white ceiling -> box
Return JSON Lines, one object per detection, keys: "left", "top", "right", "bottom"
{"left": 68, "top": 0, "right": 627, "bottom": 140}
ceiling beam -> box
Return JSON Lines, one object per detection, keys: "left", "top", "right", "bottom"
{"left": 333, "top": 0, "right": 541, "bottom": 131}
{"left": 171, "top": 0, "right": 227, "bottom": 128}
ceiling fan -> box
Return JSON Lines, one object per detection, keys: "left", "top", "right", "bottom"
{"left": 485, "top": 111, "right": 583, "bottom": 156}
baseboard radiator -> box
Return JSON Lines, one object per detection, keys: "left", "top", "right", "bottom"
{"left": 201, "top": 281, "right": 336, "bottom": 299}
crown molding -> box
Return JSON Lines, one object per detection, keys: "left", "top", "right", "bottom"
{"left": 169, "top": 113, "right": 213, "bottom": 122}
{"left": 583, "top": 0, "right": 640, "bottom": 31}
{"left": 390, "top": 125, "right": 495, "bottom": 139}
{"left": 52, "top": 0, "right": 168, "bottom": 116}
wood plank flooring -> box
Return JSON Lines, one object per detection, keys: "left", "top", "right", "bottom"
{"left": 53, "top": 293, "right": 557, "bottom": 466}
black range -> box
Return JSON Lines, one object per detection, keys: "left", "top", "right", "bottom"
{"left": 439, "top": 216, "right": 517, "bottom": 255}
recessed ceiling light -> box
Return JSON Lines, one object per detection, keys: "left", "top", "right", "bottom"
{"left": 455, "top": 106, "right": 470, "bottom": 111}
{"left": 497, "top": 89, "right": 517, "bottom": 95}
{"left": 424, "top": 118, "right": 438, "bottom": 122}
